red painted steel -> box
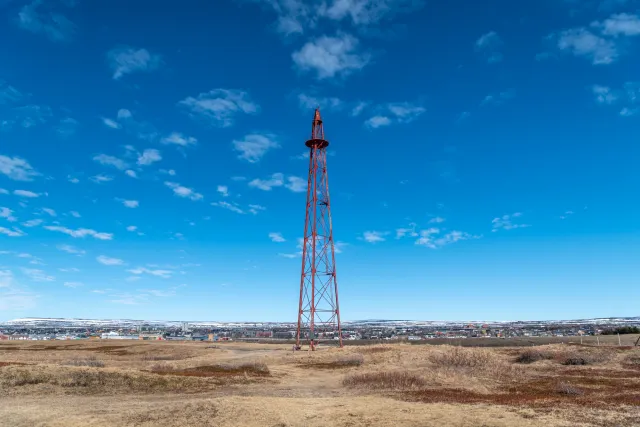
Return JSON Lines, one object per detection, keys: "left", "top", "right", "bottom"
{"left": 296, "top": 108, "right": 343, "bottom": 349}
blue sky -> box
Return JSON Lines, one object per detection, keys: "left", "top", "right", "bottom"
{"left": 0, "top": 0, "right": 638, "bottom": 322}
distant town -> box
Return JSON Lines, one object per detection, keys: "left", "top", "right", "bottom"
{"left": 1, "top": 317, "right": 639, "bottom": 342}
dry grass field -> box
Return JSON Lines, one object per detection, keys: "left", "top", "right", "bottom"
{"left": 1, "top": 338, "right": 639, "bottom": 426}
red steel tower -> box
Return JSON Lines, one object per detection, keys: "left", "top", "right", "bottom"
{"left": 296, "top": 108, "right": 343, "bottom": 349}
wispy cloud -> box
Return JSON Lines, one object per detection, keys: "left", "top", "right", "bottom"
{"left": 127, "top": 267, "right": 172, "bottom": 278}
{"left": 475, "top": 31, "right": 503, "bottom": 63}
{"left": 13, "top": 189, "right": 40, "bottom": 198}
{"left": 481, "top": 90, "right": 516, "bottom": 106}
{"left": 161, "top": 132, "right": 197, "bottom": 147}
{"left": 90, "top": 174, "right": 113, "bottom": 184}
{"left": 93, "top": 154, "right": 129, "bottom": 170}
{"left": 22, "top": 219, "right": 43, "bottom": 227}
{"left": 365, "top": 102, "right": 425, "bottom": 128}
{"left": 0, "top": 207, "right": 17, "bottom": 222}
{"left": 0, "top": 227, "right": 25, "bottom": 237}
{"left": 248, "top": 173, "right": 307, "bottom": 192}
{"left": 415, "top": 229, "right": 476, "bottom": 249}
{"left": 21, "top": 267, "right": 54, "bottom": 282}
{"left": 17, "top": 0, "right": 76, "bottom": 42}
{"left": 362, "top": 231, "right": 387, "bottom": 243}
{"left": 120, "top": 199, "right": 139, "bottom": 208}
{"left": 491, "top": 212, "right": 530, "bottom": 232}
{"left": 107, "top": 46, "right": 162, "bottom": 80}
{"left": 233, "top": 134, "right": 279, "bottom": 163}
{"left": 269, "top": 232, "right": 286, "bottom": 242}
{"left": 42, "top": 208, "right": 56, "bottom": 217}
{"left": 165, "top": 182, "right": 203, "bottom": 201}
{"left": 44, "top": 226, "right": 113, "bottom": 240}
{"left": 298, "top": 93, "right": 342, "bottom": 110}
{"left": 212, "top": 201, "right": 245, "bottom": 214}
{"left": 63, "top": 281, "right": 83, "bottom": 288}
{"left": 57, "top": 244, "right": 85, "bottom": 256}
{"left": 178, "top": 89, "right": 259, "bottom": 127}
{"left": 97, "top": 255, "right": 124, "bottom": 266}
{"left": 292, "top": 33, "right": 371, "bottom": 80}
{"left": 0, "top": 155, "right": 40, "bottom": 181}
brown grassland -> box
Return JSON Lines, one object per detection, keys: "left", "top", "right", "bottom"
{"left": 0, "top": 336, "right": 639, "bottom": 426}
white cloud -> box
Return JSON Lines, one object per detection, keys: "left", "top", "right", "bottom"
{"left": 0, "top": 155, "right": 39, "bottom": 181}
{"left": 70, "top": 211, "right": 81, "bottom": 218}
{"left": 68, "top": 176, "right": 79, "bottom": 184}
{"left": 121, "top": 199, "right": 139, "bottom": 208}
{"left": 0, "top": 207, "right": 17, "bottom": 222}
{"left": 17, "top": 0, "right": 76, "bottom": 42}
{"left": 118, "top": 109, "right": 132, "bottom": 119}
{"left": 0, "top": 188, "right": 7, "bottom": 194}
{"left": 217, "top": 185, "right": 229, "bottom": 197}
{"left": 285, "top": 176, "right": 307, "bottom": 192}
{"left": 620, "top": 107, "right": 639, "bottom": 116}
{"left": 161, "top": 132, "right": 197, "bottom": 146}
{"left": 595, "top": 13, "right": 640, "bottom": 37}
{"left": 292, "top": 33, "right": 370, "bottom": 80}
{"left": 491, "top": 213, "right": 530, "bottom": 232}
{"left": 365, "top": 115, "right": 391, "bottom": 128}
{"left": 429, "top": 217, "right": 446, "bottom": 224}
{"left": 63, "top": 282, "right": 83, "bottom": 288}
{"left": 56, "top": 117, "right": 78, "bottom": 138}
{"left": 278, "top": 253, "right": 298, "bottom": 259}
{"left": 387, "top": 102, "right": 426, "bottom": 122}
{"left": 0, "top": 80, "right": 23, "bottom": 104}
{"left": 126, "top": 225, "right": 137, "bottom": 232}
{"left": 57, "top": 244, "right": 85, "bottom": 256}
{"left": 97, "top": 255, "right": 124, "bottom": 266}
{"left": 107, "top": 46, "right": 162, "bottom": 80}
{"left": 93, "top": 154, "right": 129, "bottom": 170}
{"left": 13, "top": 189, "right": 40, "bottom": 198}
{"left": 554, "top": 28, "right": 618, "bottom": 65}
{"left": 58, "top": 267, "right": 80, "bottom": 272}
{"left": 90, "top": 174, "right": 113, "bottom": 183}
{"left": 0, "top": 227, "right": 25, "bottom": 237}
{"left": 137, "top": 148, "right": 161, "bottom": 166}
{"left": 233, "top": 133, "right": 280, "bottom": 163}
{"left": 362, "top": 231, "right": 386, "bottom": 243}
{"left": 44, "top": 226, "right": 113, "bottom": 240}
{"left": 249, "top": 173, "right": 285, "bottom": 191}
{"left": 125, "top": 170, "right": 137, "bottom": 178}
{"left": 42, "top": 208, "right": 56, "bottom": 217}
{"left": 269, "top": 232, "right": 286, "bottom": 242}
{"left": 298, "top": 93, "right": 343, "bottom": 110}
{"left": 22, "top": 219, "right": 43, "bottom": 227}
{"left": 211, "top": 201, "right": 245, "bottom": 214}
{"left": 21, "top": 267, "right": 54, "bottom": 282}
{"left": 481, "top": 90, "right": 516, "bottom": 106}
{"left": 416, "top": 229, "right": 474, "bottom": 248}
{"left": 127, "top": 267, "right": 172, "bottom": 278}
{"left": 248, "top": 204, "right": 266, "bottom": 215}
{"left": 395, "top": 223, "right": 418, "bottom": 239}
{"left": 351, "top": 101, "right": 369, "bottom": 116}
{"left": 475, "top": 31, "right": 503, "bottom": 63}
{"left": 165, "top": 182, "right": 203, "bottom": 201}
{"left": 178, "top": 89, "right": 259, "bottom": 127}
{"left": 101, "top": 117, "right": 121, "bottom": 129}
{"left": 592, "top": 85, "right": 619, "bottom": 104}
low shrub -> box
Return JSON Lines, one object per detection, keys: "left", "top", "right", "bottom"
{"left": 429, "top": 346, "right": 495, "bottom": 368}
{"left": 515, "top": 349, "right": 554, "bottom": 364}
{"left": 63, "top": 356, "right": 105, "bottom": 368}
{"left": 556, "top": 382, "right": 583, "bottom": 396}
{"left": 343, "top": 371, "right": 426, "bottom": 390}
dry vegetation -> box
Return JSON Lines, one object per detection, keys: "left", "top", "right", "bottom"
{"left": 1, "top": 339, "right": 639, "bottom": 426}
